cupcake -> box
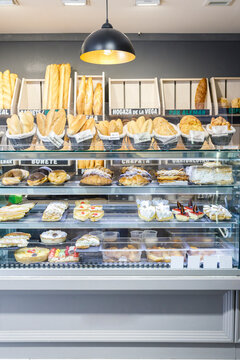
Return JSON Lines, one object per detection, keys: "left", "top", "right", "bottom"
{"left": 206, "top": 116, "right": 236, "bottom": 146}
{"left": 178, "top": 115, "right": 208, "bottom": 150}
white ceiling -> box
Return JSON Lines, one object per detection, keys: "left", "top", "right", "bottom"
{"left": 0, "top": 0, "right": 239, "bottom": 34}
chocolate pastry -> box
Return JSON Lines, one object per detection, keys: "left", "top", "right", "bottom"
{"left": 27, "top": 172, "right": 48, "bottom": 186}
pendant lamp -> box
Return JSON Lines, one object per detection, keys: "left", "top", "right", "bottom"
{"left": 80, "top": 0, "right": 136, "bottom": 65}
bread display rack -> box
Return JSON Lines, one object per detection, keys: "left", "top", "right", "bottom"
{"left": 17, "top": 78, "right": 73, "bottom": 116}
{"left": 0, "top": 77, "right": 21, "bottom": 117}
{"left": 160, "top": 78, "right": 212, "bottom": 116}
{"left": 109, "top": 78, "right": 161, "bottom": 117}
{"left": 210, "top": 77, "right": 240, "bottom": 115}
{"left": 73, "top": 72, "right": 105, "bottom": 120}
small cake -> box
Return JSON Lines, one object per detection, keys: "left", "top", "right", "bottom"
{"left": 40, "top": 230, "right": 67, "bottom": 244}
{"left": 48, "top": 246, "right": 79, "bottom": 263}
{"left": 14, "top": 247, "right": 50, "bottom": 264}
{"left": 0, "top": 232, "right": 31, "bottom": 248}
{"left": 175, "top": 205, "right": 189, "bottom": 222}
{"left": 203, "top": 205, "right": 232, "bottom": 221}
{"left": 172, "top": 201, "right": 182, "bottom": 215}
{"left": 155, "top": 204, "right": 173, "bottom": 222}
{"left": 73, "top": 209, "right": 90, "bottom": 221}
{"left": 89, "top": 205, "right": 103, "bottom": 212}
{"left": 187, "top": 205, "right": 204, "bottom": 220}
{"left": 156, "top": 169, "right": 188, "bottom": 185}
{"left": 75, "top": 234, "right": 100, "bottom": 249}
{"left": 186, "top": 162, "right": 233, "bottom": 185}
{"left": 89, "top": 210, "right": 104, "bottom": 222}
{"left": 138, "top": 205, "right": 156, "bottom": 222}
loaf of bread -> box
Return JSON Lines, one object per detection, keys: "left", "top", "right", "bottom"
{"left": 195, "top": 78, "right": 207, "bottom": 110}
{"left": 0, "top": 69, "right": 18, "bottom": 110}
{"left": 93, "top": 83, "right": 103, "bottom": 115}
{"left": 84, "top": 77, "right": 93, "bottom": 115}
{"left": 76, "top": 76, "right": 86, "bottom": 115}
{"left": 7, "top": 112, "right": 34, "bottom": 135}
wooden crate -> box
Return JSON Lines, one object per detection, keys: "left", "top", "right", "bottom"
{"left": 210, "top": 77, "right": 240, "bottom": 115}
{"left": 74, "top": 72, "right": 105, "bottom": 119}
{"left": 17, "top": 78, "right": 73, "bottom": 116}
{"left": 160, "top": 78, "right": 212, "bottom": 116}
{"left": 0, "top": 77, "right": 21, "bottom": 117}
{"left": 109, "top": 78, "right": 160, "bottom": 117}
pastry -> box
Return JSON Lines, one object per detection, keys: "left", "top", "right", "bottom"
{"left": 119, "top": 166, "right": 152, "bottom": 186}
{"left": 2, "top": 169, "right": 29, "bottom": 186}
{"left": 89, "top": 205, "right": 103, "bottom": 212}
{"left": 102, "top": 244, "right": 140, "bottom": 262}
{"left": 218, "top": 97, "right": 229, "bottom": 108}
{"left": 73, "top": 209, "right": 90, "bottom": 221}
{"left": 146, "top": 246, "right": 184, "bottom": 263}
{"left": 48, "top": 246, "right": 79, "bottom": 263}
{"left": 179, "top": 116, "right": 204, "bottom": 135}
{"left": 175, "top": 205, "right": 189, "bottom": 222}
{"left": 209, "top": 116, "right": 231, "bottom": 131}
{"left": 203, "top": 205, "right": 232, "bottom": 221}
{"left": 156, "top": 169, "right": 188, "bottom": 185}
{"left": 186, "top": 162, "right": 233, "bottom": 185}
{"left": 42, "top": 201, "right": 68, "bottom": 222}
{"left": 89, "top": 210, "right": 104, "bottom": 222}
{"left": 48, "top": 170, "right": 68, "bottom": 185}
{"left": 187, "top": 205, "right": 204, "bottom": 220}
{"left": 195, "top": 78, "right": 207, "bottom": 109}
{"left": 172, "top": 201, "right": 182, "bottom": 215}
{"left": 75, "top": 200, "right": 90, "bottom": 207}
{"left": 0, "top": 202, "right": 35, "bottom": 221}
{"left": 153, "top": 117, "right": 177, "bottom": 136}
{"left": 40, "top": 230, "right": 67, "bottom": 245}
{"left": 75, "top": 234, "right": 100, "bottom": 249}
{"left": 27, "top": 172, "right": 48, "bottom": 186}
{"left": 80, "top": 167, "right": 113, "bottom": 186}
{"left": 231, "top": 98, "right": 240, "bottom": 108}
{"left": 0, "top": 232, "right": 31, "bottom": 248}
{"left": 155, "top": 204, "right": 173, "bottom": 222}
{"left": 14, "top": 247, "right": 50, "bottom": 264}
{"left": 76, "top": 75, "right": 86, "bottom": 115}
{"left": 93, "top": 83, "right": 103, "bottom": 115}
{"left": 138, "top": 205, "right": 156, "bottom": 222}
{"left": 84, "top": 77, "right": 93, "bottom": 115}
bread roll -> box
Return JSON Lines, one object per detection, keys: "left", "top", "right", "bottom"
{"left": 43, "top": 65, "right": 50, "bottom": 109}
{"left": 37, "top": 113, "right": 46, "bottom": 136}
{"left": 93, "top": 83, "right": 103, "bottom": 115}
{"left": 10, "top": 73, "right": 17, "bottom": 98}
{"left": 195, "top": 78, "right": 207, "bottom": 110}
{"left": 3, "top": 70, "right": 12, "bottom": 109}
{"left": 142, "top": 119, "right": 153, "bottom": 133}
{"left": 63, "top": 63, "right": 71, "bottom": 109}
{"left": 128, "top": 120, "right": 139, "bottom": 135}
{"left": 84, "top": 77, "right": 93, "bottom": 115}
{"left": 7, "top": 114, "right": 22, "bottom": 135}
{"left": 109, "top": 120, "right": 117, "bottom": 135}
{"left": 76, "top": 76, "right": 86, "bottom": 115}
{"left": 0, "top": 72, "right": 3, "bottom": 110}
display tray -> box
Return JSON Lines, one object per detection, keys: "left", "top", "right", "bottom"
{"left": 0, "top": 204, "right": 236, "bottom": 229}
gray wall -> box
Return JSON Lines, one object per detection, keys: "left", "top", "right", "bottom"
{"left": 0, "top": 34, "right": 240, "bottom": 80}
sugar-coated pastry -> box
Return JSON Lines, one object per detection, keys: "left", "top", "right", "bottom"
{"left": 48, "top": 246, "right": 79, "bottom": 263}
{"left": 80, "top": 167, "right": 113, "bottom": 186}
{"left": 203, "top": 205, "right": 232, "bottom": 221}
{"left": 40, "top": 230, "right": 67, "bottom": 244}
{"left": 119, "top": 166, "right": 152, "bottom": 186}
{"left": 155, "top": 204, "right": 173, "bottom": 222}
{"left": 76, "top": 234, "right": 100, "bottom": 249}
{"left": 42, "top": 201, "right": 68, "bottom": 222}
{"left": 138, "top": 205, "right": 156, "bottom": 222}
{"left": 14, "top": 247, "right": 50, "bottom": 264}
{"left": 48, "top": 170, "right": 68, "bottom": 185}
{"left": 0, "top": 232, "right": 31, "bottom": 248}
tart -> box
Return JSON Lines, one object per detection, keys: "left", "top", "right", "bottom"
{"left": 175, "top": 205, "right": 189, "bottom": 222}
{"left": 48, "top": 246, "right": 79, "bottom": 263}
{"left": 40, "top": 230, "right": 67, "bottom": 244}
{"left": 14, "top": 247, "right": 50, "bottom": 264}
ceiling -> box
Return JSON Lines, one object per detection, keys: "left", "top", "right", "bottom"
{"left": 0, "top": 0, "right": 239, "bottom": 34}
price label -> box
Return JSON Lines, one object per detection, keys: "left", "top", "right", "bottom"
{"left": 189, "top": 130, "right": 205, "bottom": 142}
{"left": 219, "top": 256, "right": 232, "bottom": 269}
{"left": 203, "top": 255, "right": 218, "bottom": 269}
{"left": 211, "top": 125, "right": 228, "bottom": 134}
{"left": 110, "top": 132, "right": 120, "bottom": 140}
{"left": 188, "top": 255, "right": 200, "bottom": 269}
{"left": 134, "top": 132, "right": 151, "bottom": 144}
{"left": 48, "top": 131, "right": 64, "bottom": 149}
{"left": 170, "top": 256, "right": 184, "bottom": 269}
{"left": 75, "top": 130, "right": 93, "bottom": 143}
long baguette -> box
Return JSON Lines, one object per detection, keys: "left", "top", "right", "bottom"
{"left": 43, "top": 65, "right": 50, "bottom": 109}
{"left": 58, "top": 64, "right": 65, "bottom": 109}
{"left": 63, "top": 63, "right": 71, "bottom": 109}
{"left": 3, "top": 70, "right": 12, "bottom": 109}
{"left": 0, "top": 72, "right": 3, "bottom": 109}
{"left": 84, "top": 77, "right": 93, "bottom": 115}
{"left": 76, "top": 75, "right": 86, "bottom": 115}
{"left": 93, "top": 83, "right": 103, "bottom": 115}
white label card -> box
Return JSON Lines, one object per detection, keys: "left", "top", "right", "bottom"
{"left": 212, "top": 125, "right": 228, "bottom": 135}
{"left": 219, "top": 256, "right": 232, "bottom": 269}
{"left": 75, "top": 129, "right": 93, "bottom": 143}
{"left": 188, "top": 256, "right": 201, "bottom": 269}
{"left": 48, "top": 131, "right": 64, "bottom": 149}
{"left": 134, "top": 132, "right": 151, "bottom": 144}
{"left": 189, "top": 130, "right": 205, "bottom": 142}
{"left": 110, "top": 132, "right": 120, "bottom": 140}
{"left": 203, "top": 255, "right": 218, "bottom": 269}
{"left": 170, "top": 256, "right": 184, "bottom": 269}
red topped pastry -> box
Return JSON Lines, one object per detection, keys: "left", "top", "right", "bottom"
{"left": 175, "top": 205, "right": 189, "bottom": 222}
{"left": 188, "top": 205, "right": 204, "bottom": 220}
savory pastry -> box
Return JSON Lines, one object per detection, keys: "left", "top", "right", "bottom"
{"left": 153, "top": 117, "right": 177, "bottom": 136}
{"left": 89, "top": 210, "right": 104, "bottom": 222}
{"left": 0, "top": 232, "right": 31, "bottom": 248}
{"left": 93, "top": 83, "right": 103, "bottom": 115}
{"left": 84, "top": 77, "right": 93, "bottom": 115}
{"left": 138, "top": 205, "right": 156, "bottom": 222}
{"left": 0, "top": 202, "right": 35, "bottom": 221}
{"left": 27, "top": 172, "right": 48, "bottom": 186}
{"left": 7, "top": 112, "right": 34, "bottom": 135}
{"left": 48, "top": 246, "right": 79, "bottom": 263}
{"left": 175, "top": 205, "right": 189, "bottom": 222}
{"left": 76, "top": 75, "right": 86, "bottom": 115}
{"left": 14, "top": 247, "right": 50, "bottom": 264}
{"left": 179, "top": 116, "right": 204, "bottom": 135}
{"left": 48, "top": 170, "right": 68, "bottom": 185}
{"left": 40, "top": 230, "right": 67, "bottom": 245}
{"left": 155, "top": 204, "right": 173, "bottom": 222}
{"left": 186, "top": 162, "right": 233, "bottom": 185}
{"left": 119, "top": 166, "right": 152, "bottom": 186}
{"left": 209, "top": 116, "right": 231, "bottom": 130}
{"left": 75, "top": 234, "right": 100, "bottom": 249}
{"left": 203, "top": 205, "right": 232, "bottom": 221}
{"left": 218, "top": 97, "right": 229, "bottom": 108}
{"left": 195, "top": 78, "right": 207, "bottom": 109}
{"left": 102, "top": 244, "right": 141, "bottom": 262}
{"left": 42, "top": 201, "right": 68, "bottom": 222}
{"left": 2, "top": 169, "right": 29, "bottom": 186}
{"left": 80, "top": 167, "right": 113, "bottom": 186}
{"left": 156, "top": 169, "right": 188, "bottom": 185}
{"left": 231, "top": 98, "right": 240, "bottom": 108}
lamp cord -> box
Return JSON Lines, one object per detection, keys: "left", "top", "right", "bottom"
{"left": 106, "top": 0, "right": 109, "bottom": 23}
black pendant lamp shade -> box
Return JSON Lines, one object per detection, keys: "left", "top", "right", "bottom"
{"left": 80, "top": 1, "right": 136, "bottom": 64}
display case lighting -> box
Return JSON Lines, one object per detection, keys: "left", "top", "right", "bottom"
{"left": 0, "top": 0, "right": 19, "bottom": 5}
{"left": 204, "top": 0, "right": 233, "bottom": 5}
{"left": 62, "top": 0, "right": 86, "bottom": 6}
{"left": 136, "top": 0, "right": 160, "bottom": 6}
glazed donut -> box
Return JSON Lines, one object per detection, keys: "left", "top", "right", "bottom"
{"left": 2, "top": 169, "right": 29, "bottom": 186}
{"left": 48, "top": 170, "right": 68, "bottom": 185}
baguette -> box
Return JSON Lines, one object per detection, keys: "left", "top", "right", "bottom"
{"left": 93, "top": 83, "right": 102, "bottom": 115}
{"left": 76, "top": 76, "right": 86, "bottom": 115}
{"left": 36, "top": 113, "right": 46, "bottom": 136}
{"left": 52, "top": 109, "right": 66, "bottom": 135}
{"left": 10, "top": 73, "right": 17, "bottom": 98}
{"left": 45, "top": 109, "right": 55, "bottom": 136}
{"left": 58, "top": 64, "right": 65, "bottom": 109}
{"left": 195, "top": 78, "right": 207, "bottom": 110}
{"left": 48, "top": 64, "right": 59, "bottom": 109}
{"left": 43, "top": 65, "right": 50, "bottom": 109}
{"left": 3, "top": 70, "right": 12, "bottom": 109}
{"left": 0, "top": 72, "right": 3, "bottom": 109}
{"left": 63, "top": 63, "right": 71, "bottom": 109}
{"left": 84, "top": 77, "right": 93, "bottom": 115}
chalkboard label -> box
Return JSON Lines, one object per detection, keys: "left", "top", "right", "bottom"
{"left": 166, "top": 109, "right": 210, "bottom": 116}
{"left": 111, "top": 108, "right": 159, "bottom": 116}
{"left": 0, "top": 160, "right": 15, "bottom": 165}
{"left": 0, "top": 109, "right": 10, "bottom": 116}
{"left": 20, "top": 159, "right": 71, "bottom": 166}
{"left": 86, "top": 115, "right": 103, "bottom": 121}
{"left": 19, "top": 109, "right": 44, "bottom": 116}
{"left": 219, "top": 107, "right": 240, "bottom": 115}
{"left": 111, "top": 159, "right": 158, "bottom": 166}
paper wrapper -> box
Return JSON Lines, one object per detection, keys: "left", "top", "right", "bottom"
{"left": 178, "top": 124, "right": 208, "bottom": 150}
{"left": 6, "top": 124, "right": 36, "bottom": 151}
{"left": 125, "top": 125, "right": 153, "bottom": 150}
{"left": 97, "top": 127, "right": 126, "bottom": 150}
{"left": 206, "top": 124, "right": 236, "bottom": 146}
{"left": 153, "top": 123, "right": 180, "bottom": 150}
{"left": 68, "top": 127, "right": 96, "bottom": 151}
{"left": 37, "top": 128, "right": 65, "bottom": 150}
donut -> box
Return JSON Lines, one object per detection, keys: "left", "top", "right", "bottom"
{"left": 2, "top": 169, "right": 29, "bottom": 185}
{"left": 48, "top": 170, "right": 68, "bottom": 185}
